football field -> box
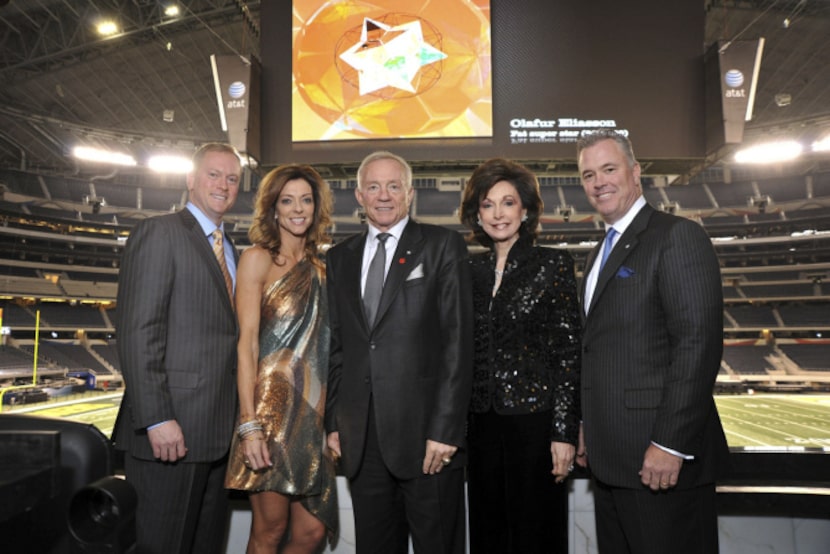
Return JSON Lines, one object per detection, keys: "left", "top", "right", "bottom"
{"left": 5, "top": 392, "right": 830, "bottom": 451}
{"left": 715, "top": 394, "right": 830, "bottom": 450}
{"left": 5, "top": 391, "right": 121, "bottom": 438}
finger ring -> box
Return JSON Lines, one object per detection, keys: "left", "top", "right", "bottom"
{"left": 243, "top": 459, "right": 250, "bottom": 465}
{"left": 568, "top": 464, "right": 574, "bottom": 472}
{"left": 441, "top": 457, "right": 451, "bottom": 465}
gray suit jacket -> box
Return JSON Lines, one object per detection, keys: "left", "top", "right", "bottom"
{"left": 325, "top": 220, "right": 473, "bottom": 480}
{"left": 113, "top": 209, "right": 238, "bottom": 462}
{"left": 580, "top": 203, "right": 728, "bottom": 489}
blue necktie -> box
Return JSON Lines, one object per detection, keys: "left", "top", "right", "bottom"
{"left": 599, "top": 227, "right": 617, "bottom": 271}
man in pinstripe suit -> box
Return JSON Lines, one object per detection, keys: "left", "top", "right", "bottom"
{"left": 113, "top": 143, "right": 242, "bottom": 554}
{"left": 575, "top": 130, "right": 728, "bottom": 554}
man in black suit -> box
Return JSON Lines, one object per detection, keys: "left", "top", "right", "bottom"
{"left": 576, "top": 130, "right": 728, "bottom": 553}
{"left": 113, "top": 143, "right": 242, "bottom": 553}
{"left": 325, "top": 151, "right": 473, "bottom": 554}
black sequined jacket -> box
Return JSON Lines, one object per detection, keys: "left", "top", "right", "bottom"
{"left": 469, "top": 236, "right": 582, "bottom": 444}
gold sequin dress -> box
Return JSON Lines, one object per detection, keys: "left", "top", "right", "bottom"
{"left": 225, "top": 259, "right": 337, "bottom": 536}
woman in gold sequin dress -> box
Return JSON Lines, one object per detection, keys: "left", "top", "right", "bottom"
{"left": 225, "top": 164, "right": 337, "bottom": 553}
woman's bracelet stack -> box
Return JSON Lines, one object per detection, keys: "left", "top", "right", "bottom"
{"left": 237, "top": 419, "right": 264, "bottom": 441}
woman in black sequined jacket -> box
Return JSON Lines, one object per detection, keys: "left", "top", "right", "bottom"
{"left": 460, "top": 158, "right": 582, "bottom": 554}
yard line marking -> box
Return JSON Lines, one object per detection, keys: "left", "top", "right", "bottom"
{"left": 722, "top": 427, "right": 772, "bottom": 445}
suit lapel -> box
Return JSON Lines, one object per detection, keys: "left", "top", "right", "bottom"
{"left": 345, "top": 231, "right": 371, "bottom": 329}
{"left": 178, "top": 210, "right": 235, "bottom": 315}
{"left": 373, "top": 220, "right": 424, "bottom": 329}
{"left": 587, "top": 205, "right": 653, "bottom": 316}
{"left": 582, "top": 244, "right": 600, "bottom": 313}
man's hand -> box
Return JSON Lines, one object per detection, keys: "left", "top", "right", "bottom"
{"left": 639, "top": 444, "right": 683, "bottom": 491}
{"left": 575, "top": 422, "right": 588, "bottom": 468}
{"left": 147, "top": 420, "right": 187, "bottom": 462}
{"left": 423, "top": 439, "right": 458, "bottom": 475}
{"left": 327, "top": 431, "right": 342, "bottom": 459}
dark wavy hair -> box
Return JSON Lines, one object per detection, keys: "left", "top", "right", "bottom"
{"left": 459, "top": 158, "right": 543, "bottom": 249}
{"left": 248, "top": 164, "right": 333, "bottom": 268}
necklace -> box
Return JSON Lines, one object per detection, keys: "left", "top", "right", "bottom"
{"left": 492, "top": 267, "right": 504, "bottom": 296}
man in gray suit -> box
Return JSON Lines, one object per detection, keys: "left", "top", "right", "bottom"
{"left": 576, "top": 130, "right": 728, "bottom": 554}
{"left": 113, "top": 143, "right": 242, "bottom": 554}
{"left": 325, "top": 151, "right": 473, "bottom": 554}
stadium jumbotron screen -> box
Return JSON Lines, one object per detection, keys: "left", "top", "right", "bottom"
{"left": 291, "top": 0, "right": 493, "bottom": 143}
{"left": 260, "top": 0, "right": 705, "bottom": 166}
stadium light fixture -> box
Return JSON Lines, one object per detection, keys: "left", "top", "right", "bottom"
{"left": 96, "top": 20, "right": 119, "bottom": 36}
{"left": 734, "top": 140, "right": 802, "bottom": 164}
{"left": 812, "top": 135, "right": 830, "bottom": 152}
{"left": 73, "top": 146, "right": 137, "bottom": 166}
{"left": 148, "top": 154, "right": 193, "bottom": 174}
{"left": 164, "top": 5, "right": 181, "bottom": 17}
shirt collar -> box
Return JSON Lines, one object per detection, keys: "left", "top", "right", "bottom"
{"left": 367, "top": 215, "right": 409, "bottom": 244}
{"left": 186, "top": 201, "right": 224, "bottom": 236}
{"left": 606, "top": 195, "right": 646, "bottom": 236}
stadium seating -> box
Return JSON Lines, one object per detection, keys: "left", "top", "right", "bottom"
{"left": 778, "top": 303, "right": 830, "bottom": 327}
{"left": 35, "top": 304, "right": 108, "bottom": 329}
{"left": 414, "top": 189, "right": 461, "bottom": 216}
{"left": 722, "top": 344, "right": 776, "bottom": 375}
{"left": 1, "top": 163, "right": 829, "bottom": 386}
{"left": 91, "top": 343, "right": 120, "bottom": 372}
{"left": 725, "top": 305, "right": 780, "bottom": 328}
{"left": 19, "top": 342, "right": 112, "bottom": 375}
{"left": 778, "top": 344, "right": 830, "bottom": 371}
{"left": 0, "top": 345, "right": 33, "bottom": 370}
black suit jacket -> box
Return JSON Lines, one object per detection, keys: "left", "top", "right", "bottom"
{"left": 325, "top": 220, "right": 474, "bottom": 480}
{"left": 113, "top": 209, "right": 239, "bottom": 462}
{"left": 580, "top": 203, "right": 728, "bottom": 489}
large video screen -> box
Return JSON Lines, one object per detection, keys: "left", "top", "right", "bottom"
{"left": 291, "top": 0, "right": 492, "bottom": 143}
{"left": 261, "top": 0, "right": 704, "bottom": 165}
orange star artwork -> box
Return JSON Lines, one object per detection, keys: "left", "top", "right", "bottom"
{"left": 292, "top": 0, "right": 492, "bottom": 141}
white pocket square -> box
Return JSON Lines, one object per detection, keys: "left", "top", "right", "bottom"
{"left": 406, "top": 263, "right": 424, "bottom": 280}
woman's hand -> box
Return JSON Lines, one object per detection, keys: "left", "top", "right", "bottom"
{"left": 241, "top": 432, "right": 271, "bottom": 471}
{"left": 551, "top": 441, "right": 576, "bottom": 483}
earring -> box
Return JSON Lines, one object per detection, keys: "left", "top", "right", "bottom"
{"left": 521, "top": 214, "right": 528, "bottom": 222}
{"left": 274, "top": 214, "right": 279, "bottom": 221}
{"left": 476, "top": 216, "right": 482, "bottom": 226}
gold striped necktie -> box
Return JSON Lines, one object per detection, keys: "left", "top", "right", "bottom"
{"left": 212, "top": 229, "right": 234, "bottom": 302}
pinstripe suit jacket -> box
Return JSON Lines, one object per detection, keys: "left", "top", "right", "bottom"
{"left": 113, "top": 209, "right": 238, "bottom": 462}
{"left": 580, "top": 203, "right": 728, "bottom": 489}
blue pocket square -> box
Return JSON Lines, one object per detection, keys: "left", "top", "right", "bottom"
{"left": 616, "top": 266, "right": 635, "bottom": 278}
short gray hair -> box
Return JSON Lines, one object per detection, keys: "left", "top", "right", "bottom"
{"left": 357, "top": 151, "right": 413, "bottom": 189}
{"left": 576, "top": 130, "right": 637, "bottom": 168}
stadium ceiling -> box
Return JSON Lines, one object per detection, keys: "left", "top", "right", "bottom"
{"left": 0, "top": 0, "right": 829, "bottom": 181}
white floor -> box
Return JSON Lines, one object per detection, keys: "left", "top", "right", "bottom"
{"left": 226, "top": 477, "right": 830, "bottom": 553}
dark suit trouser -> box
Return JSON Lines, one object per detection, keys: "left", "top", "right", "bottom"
{"left": 349, "top": 406, "right": 466, "bottom": 554}
{"left": 592, "top": 478, "right": 719, "bottom": 554}
{"left": 125, "top": 454, "right": 230, "bottom": 554}
{"left": 467, "top": 409, "right": 568, "bottom": 554}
